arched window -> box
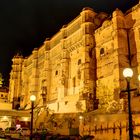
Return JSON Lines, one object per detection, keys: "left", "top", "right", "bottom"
{"left": 100, "top": 48, "right": 105, "bottom": 56}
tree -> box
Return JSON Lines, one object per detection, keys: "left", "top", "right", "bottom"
{"left": 106, "top": 99, "right": 124, "bottom": 113}
{"left": 96, "top": 82, "right": 124, "bottom": 113}
{"left": 96, "top": 82, "right": 113, "bottom": 112}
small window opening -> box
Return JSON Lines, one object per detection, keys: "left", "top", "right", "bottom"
{"left": 55, "top": 70, "right": 58, "bottom": 75}
{"left": 100, "top": 48, "right": 105, "bottom": 56}
{"left": 78, "top": 59, "right": 81, "bottom": 65}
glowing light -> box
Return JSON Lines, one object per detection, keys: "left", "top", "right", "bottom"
{"left": 22, "top": 117, "right": 28, "bottom": 121}
{"left": 30, "top": 95, "right": 36, "bottom": 102}
{"left": 123, "top": 68, "right": 133, "bottom": 78}
{"left": 138, "top": 75, "right": 140, "bottom": 81}
{"left": 79, "top": 115, "right": 83, "bottom": 120}
{"left": 3, "top": 116, "right": 8, "bottom": 120}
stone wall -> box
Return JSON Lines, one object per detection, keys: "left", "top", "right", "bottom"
{"left": 9, "top": 2, "right": 140, "bottom": 117}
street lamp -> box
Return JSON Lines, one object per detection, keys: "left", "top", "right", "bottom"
{"left": 123, "top": 68, "right": 133, "bottom": 140}
{"left": 30, "top": 95, "right": 36, "bottom": 140}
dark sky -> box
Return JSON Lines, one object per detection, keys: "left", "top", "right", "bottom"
{"left": 0, "top": 0, "right": 139, "bottom": 85}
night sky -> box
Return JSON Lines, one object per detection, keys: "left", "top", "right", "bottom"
{"left": 0, "top": 0, "right": 139, "bottom": 86}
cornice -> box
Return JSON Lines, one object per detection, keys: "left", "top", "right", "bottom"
{"left": 95, "top": 20, "right": 112, "bottom": 34}
{"left": 67, "top": 40, "right": 83, "bottom": 53}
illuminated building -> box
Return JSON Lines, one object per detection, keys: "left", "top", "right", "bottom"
{"left": 0, "top": 86, "right": 30, "bottom": 130}
{"left": 9, "top": 1, "right": 140, "bottom": 129}
{"left": 0, "top": 87, "right": 8, "bottom": 103}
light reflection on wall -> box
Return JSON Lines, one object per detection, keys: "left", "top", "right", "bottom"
{"left": 21, "top": 117, "right": 30, "bottom": 122}
{"left": 0, "top": 116, "right": 11, "bottom": 130}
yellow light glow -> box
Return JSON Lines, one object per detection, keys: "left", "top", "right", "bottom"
{"left": 22, "top": 117, "right": 29, "bottom": 121}
{"left": 79, "top": 115, "right": 83, "bottom": 120}
{"left": 138, "top": 75, "right": 140, "bottom": 81}
{"left": 123, "top": 68, "right": 133, "bottom": 78}
{"left": 3, "top": 116, "right": 8, "bottom": 120}
{"left": 30, "top": 95, "right": 36, "bottom": 101}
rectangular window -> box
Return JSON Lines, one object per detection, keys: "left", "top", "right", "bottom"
{"left": 73, "top": 77, "right": 76, "bottom": 94}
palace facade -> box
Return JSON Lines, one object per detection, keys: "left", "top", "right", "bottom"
{"left": 9, "top": 1, "right": 140, "bottom": 126}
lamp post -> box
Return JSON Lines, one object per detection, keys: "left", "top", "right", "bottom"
{"left": 123, "top": 68, "right": 133, "bottom": 140}
{"left": 30, "top": 95, "right": 36, "bottom": 140}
